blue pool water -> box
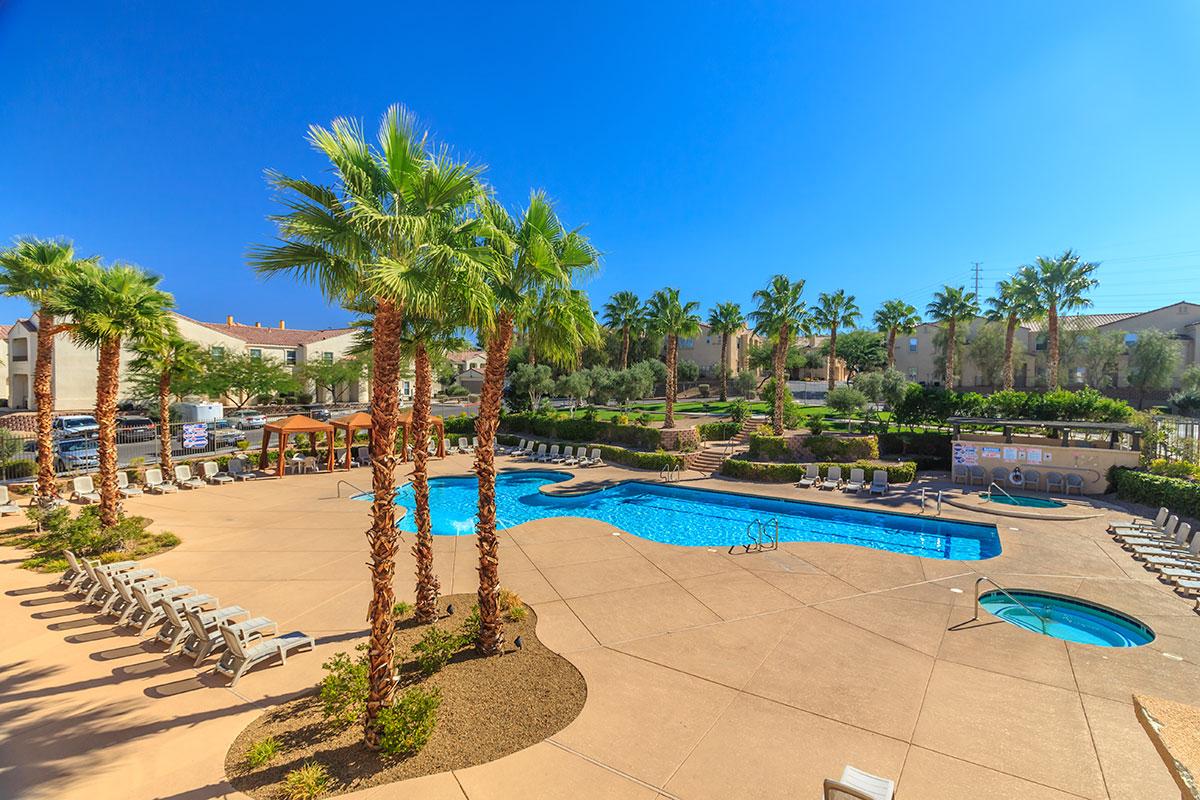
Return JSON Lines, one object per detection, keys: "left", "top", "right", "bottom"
{"left": 984, "top": 494, "right": 1066, "bottom": 509}
{"left": 372, "top": 470, "right": 1001, "bottom": 560}
{"left": 979, "top": 590, "right": 1154, "bottom": 647}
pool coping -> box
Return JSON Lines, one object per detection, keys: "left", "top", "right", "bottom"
{"left": 978, "top": 587, "right": 1157, "bottom": 646}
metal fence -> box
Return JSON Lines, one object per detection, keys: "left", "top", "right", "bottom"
{"left": 1151, "top": 414, "right": 1200, "bottom": 463}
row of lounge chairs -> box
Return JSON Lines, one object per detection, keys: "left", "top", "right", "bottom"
{"left": 796, "top": 465, "right": 889, "bottom": 495}
{"left": 1108, "top": 507, "right": 1200, "bottom": 603}
{"left": 57, "top": 549, "right": 314, "bottom": 687}
{"left": 952, "top": 464, "right": 1083, "bottom": 494}
{"left": 67, "top": 460, "right": 270, "bottom": 503}
{"left": 501, "top": 440, "right": 606, "bottom": 467}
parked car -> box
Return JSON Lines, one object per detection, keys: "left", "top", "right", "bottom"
{"left": 228, "top": 409, "right": 267, "bottom": 429}
{"left": 27, "top": 437, "right": 99, "bottom": 473}
{"left": 52, "top": 414, "right": 99, "bottom": 439}
{"left": 116, "top": 415, "right": 157, "bottom": 443}
{"left": 306, "top": 405, "right": 332, "bottom": 422}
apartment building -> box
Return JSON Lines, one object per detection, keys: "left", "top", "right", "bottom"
{"left": 5, "top": 312, "right": 401, "bottom": 411}
{"left": 677, "top": 324, "right": 760, "bottom": 377}
{"left": 891, "top": 300, "right": 1200, "bottom": 391}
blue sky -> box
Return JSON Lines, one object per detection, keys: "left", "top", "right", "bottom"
{"left": 3, "top": 2, "right": 1199, "bottom": 332}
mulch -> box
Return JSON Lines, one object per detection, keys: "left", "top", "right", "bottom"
{"left": 225, "top": 593, "right": 587, "bottom": 798}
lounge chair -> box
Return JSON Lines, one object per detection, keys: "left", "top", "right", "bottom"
{"left": 353, "top": 446, "right": 371, "bottom": 466}
{"left": 797, "top": 464, "right": 820, "bottom": 488}
{"left": 587, "top": 448, "right": 605, "bottom": 467}
{"left": 1045, "top": 472, "right": 1065, "bottom": 493}
{"left": 820, "top": 466, "right": 842, "bottom": 490}
{"left": 1130, "top": 525, "right": 1196, "bottom": 560}
{"left": 71, "top": 475, "right": 101, "bottom": 504}
{"left": 227, "top": 457, "right": 260, "bottom": 481}
{"left": 301, "top": 456, "right": 321, "bottom": 474}
{"left": 1173, "top": 578, "right": 1200, "bottom": 597}
{"left": 968, "top": 465, "right": 987, "bottom": 486}
{"left": 458, "top": 437, "right": 470, "bottom": 453}
{"left": 471, "top": 436, "right": 480, "bottom": 452}
{"left": 80, "top": 558, "right": 160, "bottom": 604}
{"left": 1110, "top": 507, "right": 1169, "bottom": 534}
{"left": 843, "top": 468, "right": 866, "bottom": 493}
{"left": 60, "top": 549, "right": 137, "bottom": 592}
{"left": 156, "top": 598, "right": 245, "bottom": 654}
{"left": 144, "top": 468, "right": 177, "bottom": 494}
{"left": 124, "top": 581, "right": 212, "bottom": 633}
{"left": 1065, "top": 473, "right": 1084, "bottom": 495}
{"left": 529, "top": 443, "right": 548, "bottom": 462}
{"left": 870, "top": 470, "right": 889, "bottom": 495}
{"left": 214, "top": 625, "right": 315, "bottom": 687}
{"left": 563, "top": 447, "right": 581, "bottom": 466}
{"left": 1022, "top": 469, "right": 1041, "bottom": 492}
{"left": 444, "top": 438, "right": 459, "bottom": 455}
{"left": 96, "top": 569, "right": 174, "bottom": 617}
{"left": 505, "top": 438, "right": 526, "bottom": 457}
{"left": 182, "top": 607, "right": 275, "bottom": 665}
{"left": 1158, "top": 565, "right": 1200, "bottom": 584}
{"left": 0, "top": 485, "right": 21, "bottom": 515}
{"left": 174, "top": 464, "right": 205, "bottom": 489}
{"left": 1118, "top": 516, "right": 1182, "bottom": 546}
{"left": 539, "top": 444, "right": 560, "bottom": 463}
{"left": 553, "top": 446, "right": 572, "bottom": 464}
{"left": 201, "top": 461, "right": 233, "bottom": 485}
{"left": 1144, "top": 549, "right": 1200, "bottom": 572}
{"left": 116, "top": 471, "right": 143, "bottom": 498}
{"left": 824, "top": 765, "right": 895, "bottom": 800}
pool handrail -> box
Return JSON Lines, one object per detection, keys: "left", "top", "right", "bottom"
{"left": 336, "top": 479, "right": 368, "bottom": 498}
{"left": 986, "top": 482, "right": 1016, "bottom": 503}
{"left": 970, "top": 576, "right": 1050, "bottom": 634}
{"left": 729, "top": 516, "right": 780, "bottom": 554}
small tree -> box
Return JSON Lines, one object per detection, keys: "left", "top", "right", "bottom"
{"left": 206, "top": 352, "right": 299, "bottom": 409}
{"left": 966, "top": 321, "right": 1010, "bottom": 387}
{"left": 1127, "top": 329, "right": 1181, "bottom": 409}
{"left": 510, "top": 363, "right": 555, "bottom": 410}
{"left": 677, "top": 359, "right": 700, "bottom": 382}
{"left": 826, "top": 329, "right": 885, "bottom": 377}
{"left": 853, "top": 369, "right": 909, "bottom": 409}
{"left": 556, "top": 370, "right": 592, "bottom": 412}
{"left": 826, "top": 386, "right": 868, "bottom": 417}
{"left": 1077, "top": 330, "right": 1125, "bottom": 388}
{"left": 298, "top": 356, "right": 366, "bottom": 403}
{"left": 733, "top": 370, "right": 757, "bottom": 399}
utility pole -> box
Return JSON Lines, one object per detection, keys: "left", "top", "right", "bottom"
{"left": 971, "top": 262, "right": 982, "bottom": 299}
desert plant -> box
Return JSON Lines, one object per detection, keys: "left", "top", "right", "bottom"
{"left": 244, "top": 737, "right": 282, "bottom": 769}
{"left": 392, "top": 601, "right": 413, "bottom": 617}
{"left": 319, "top": 649, "right": 369, "bottom": 727}
{"left": 377, "top": 687, "right": 442, "bottom": 757}
{"left": 282, "top": 762, "right": 332, "bottom": 800}
{"left": 411, "top": 625, "right": 460, "bottom": 675}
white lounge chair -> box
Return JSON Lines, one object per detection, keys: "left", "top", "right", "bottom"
{"left": 1119, "top": 516, "right": 1182, "bottom": 547}
{"left": 174, "top": 464, "right": 204, "bottom": 489}
{"left": 155, "top": 598, "right": 244, "bottom": 654}
{"left": 1144, "top": 550, "right": 1200, "bottom": 572}
{"left": 60, "top": 549, "right": 137, "bottom": 592}
{"left": 797, "top": 465, "right": 820, "bottom": 488}
{"left": 116, "top": 471, "right": 143, "bottom": 498}
{"left": 458, "top": 437, "right": 470, "bottom": 453}
{"left": 471, "top": 436, "right": 480, "bottom": 452}
{"left": 539, "top": 444, "right": 560, "bottom": 463}
{"left": 587, "top": 448, "right": 605, "bottom": 467}
{"left": 96, "top": 569, "right": 174, "bottom": 617}
{"left": 144, "top": 468, "right": 177, "bottom": 493}
{"left": 553, "top": 446, "right": 572, "bottom": 464}
{"left": 0, "top": 485, "right": 20, "bottom": 515}
{"left": 201, "top": 461, "right": 233, "bottom": 485}
{"left": 353, "top": 446, "right": 371, "bottom": 466}
{"left": 125, "top": 581, "right": 212, "bottom": 634}
{"left": 182, "top": 607, "right": 274, "bottom": 665}
{"left": 820, "top": 466, "right": 842, "bottom": 490}
{"left": 71, "top": 475, "right": 100, "bottom": 504}
{"left": 227, "top": 457, "right": 262, "bottom": 481}
{"left": 76, "top": 557, "right": 155, "bottom": 603}
{"left": 1109, "top": 507, "right": 1169, "bottom": 533}
{"left": 1159, "top": 566, "right": 1200, "bottom": 584}
{"left": 529, "top": 443, "right": 548, "bottom": 462}
{"left": 843, "top": 468, "right": 866, "bottom": 493}
{"left": 563, "top": 447, "right": 580, "bottom": 466}
{"left": 506, "top": 438, "right": 527, "bottom": 457}
{"left": 824, "top": 765, "right": 895, "bottom": 800}
{"left": 870, "top": 470, "right": 889, "bottom": 495}
{"left": 214, "top": 625, "right": 315, "bottom": 687}
{"left": 1174, "top": 578, "right": 1200, "bottom": 597}
{"left": 444, "top": 438, "right": 459, "bottom": 455}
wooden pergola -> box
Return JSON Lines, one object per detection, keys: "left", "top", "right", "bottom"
{"left": 330, "top": 411, "right": 372, "bottom": 470}
{"left": 257, "top": 414, "right": 336, "bottom": 477}
{"left": 398, "top": 408, "right": 446, "bottom": 462}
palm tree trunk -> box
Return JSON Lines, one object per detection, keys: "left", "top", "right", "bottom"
{"left": 474, "top": 310, "right": 514, "bottom": 656}
{"left": 158, "top": 370, "right": 173, "bottom": 477}
{"left": 33, "top": 310, "right": 58, "bottom": 506}
{"left": 95, "top": 339, "right": 122, "bottom": 528}
{"left": 1002, "top": 315, "right": 1017, "bottom": 391}
{"left": 826, "top": 327, "right": 838, "bottom": 390}
{"left": 1047, "top": 305, "right": 1060, "bottom": 389}
{"left": 621, "top": 327, "right": 630, "bottom": 370}
{"left": 663, "top": 335, "right": 678, "bottom": 429}
{"left": 944, "top": 321, "right": 956, "bottom": 390}
{"left": 719, "top": 334, "right": 729, "bottom": 402}
{"left": 410, "top": 343, "right": 439, "bottom": 624}
{"left": 886, "top": 328, "right": 897, "bottom": 369}
{"left": 364, "top": 299, "right": 404, "bottom": 749}
{"left": 773, "top": 324, "right": 789, "bottom": 434}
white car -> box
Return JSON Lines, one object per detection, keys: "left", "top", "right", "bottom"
{"left": 52, "top": 414, "right": 99, "bottom": 439}
{"left": 227, "top": 409, "right": 267, "bottom": 429}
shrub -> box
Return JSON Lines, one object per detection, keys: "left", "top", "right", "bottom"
{"left": 411, "top": 625, "right": 460, "bottom": 675}
{"left": 444, "top": 384, "right": 469, "bottom": 397}
{"left": 377, "top": 687, "right": 442, "bottom": 757}
{"left": 319, "top": 649, "right": 368, "bottom": 726}
{"left": 720, "top": 458, "right": 917, "bottom": 484}
{"left": 748, "top": 433, "right": 792, "bottom": 462}
{"left": 244, "top": 736, "right": 281, "bottom": 769}
{"left": 1113, "top": 468, "right": 1200, "bottom": 519}
{"left": 1147, "top": 459, "right": 1200, "bottom": 481}
{"left": 806, "top": 415, "right": 826, "bottom": 435}
{"left": 500, "top": 412, "right": 662, "bottom": 450}
{"left": 825, "top": 386, "right": 868, "bottom": 416}
{"left": 392, "top": 601, "right": 413, "bottom": 617}
{"left": 697, "top": 421, "right": 739, "bottom": 441}
{"left": 592, "top": 444, "right": 682, "bottom": 471}
{"left": 1, "top": 459, "right": 35, "bottom": 479}
{"left": 282, "top": 762, "right": 332, "bottom": 800}
{"left": 697, "top": 383, "right": 711, "bottom": 398}
{"left": 728, "top": 398, "right": 751, "bottom": 423}
{"left": 804, "top": 434, "right": 879, "bottom": 462}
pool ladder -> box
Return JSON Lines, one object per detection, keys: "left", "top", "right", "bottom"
{"left": 659, "top": 464, "right": 682, "bottom": 483}
{"left": 729, "top": 517, "right": 780, "bottom": 554}
{"left": 966, "top": 576, "right": 1050, "bottom": 634}
{"left": 919, "top": 488, "right": 944, "bottom": 516}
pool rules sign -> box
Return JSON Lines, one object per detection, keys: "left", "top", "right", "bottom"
{"left": 952, "top": 442, "right": 978, "bottom": 466}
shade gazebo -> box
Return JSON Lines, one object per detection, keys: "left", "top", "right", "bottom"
{"left": 258, "top": 414, "right": 336, "bottom": 477}
{"left": 331, "top": 411, "right": 373, "bottom": 470}
{"left": 398, "top": 409, "right": 446, "bottom": 462}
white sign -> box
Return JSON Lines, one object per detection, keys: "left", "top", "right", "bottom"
{"left": 1003, "top": 447, "right": 1018, "bottom": 462}
{"left": 1026, "top": 448, "right": 1042, "bottom": 464}
{"left": 952, "top": 442, "right": 978, "bottom": 466}
{"left": 182, "top": 423, "right": 208, "bottom": 449}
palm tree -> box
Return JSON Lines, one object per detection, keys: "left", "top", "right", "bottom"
{"left": 811, "top": 290, "right": 861, "bottom": 390}
{"left": 524, "top": 287, "right": 600, "bottom": 368}
{"left": 1020, "top": 250, "right": 1099, "bottom": 388}
{"left": 128, "top": 329, "right": 202, "bottom": 478}
{"left": 926, "top": 286, "right": 980, "bottom": 390}
{"left": 873, "top": 299, "right": 921, "bottom": 369}
{"left": 48, "top": 263, "right": 173, "bottom": 527}
{"left": 250, "top": 106, "right": 487, "bottom": 748}
{"left": 0, "top": 237, "right": 97, "bottom": 506}
{"left": 473, "top": 193, "right": 598, "bottom": 655}
{"left": 749, "top": 276, "right": 807, "bottom": 434}
{"left": 645, "top": 288, "right": 701, "bottom": 429}
{"left": 706, "top": 302, "right": 745, "bottom": 401}
{"left": 602, "top": 290, "right": 644, "bottom": 370}
{"left": 985, "top": 273, "right": 1039, "bottom": 391}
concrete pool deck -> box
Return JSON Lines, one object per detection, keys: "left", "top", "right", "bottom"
{"left": 1, "top": 455, "right": 1196, "bottom": 799}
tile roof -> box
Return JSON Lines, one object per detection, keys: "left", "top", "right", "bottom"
{"left": 1024, "top": 313, "right": 1140, "bottom": 332}
{"left": 0, "top": 324, "right": 12, "bottom": 339}
{"left": 445, "top": 350, "right": 486, "bottom": 363}
{"left": 174, "top": 313, "right": 355, "bottom": 347}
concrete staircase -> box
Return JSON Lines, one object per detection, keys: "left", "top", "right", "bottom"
{"left": 686, "top": 417, "right": 762, "bottom": 475}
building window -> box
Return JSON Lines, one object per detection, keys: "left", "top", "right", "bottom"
{"left": 1072, "top": 367, "right": 1086, "bottom": 384}
{"left": 1035, "top": 334, "right": 1047, "bottom": 352}
{"left": 1124, "top": 333, "right": 1138, "bottom": 346}
{"left": 908, "top": 337, "right": 918, "bottom": 352}
{"left": 908, "top": 368, "right": 917, "bottom": 380}
{"left": 286, "top": 350, "right": 297, "bottom": 366}
{"left": 680, "top": 338, "right": 694, "bottom": 349}
{"left": 402, "top": 381, "right": 411, "bottom": 395}
{"left": 249, "top": 348, "right": 262, "bottom": 360}
{"left": 323, "top": 352, "right": 334, "bottom": 364}
{"left": 211, "top": 346, "right": 225, "bottom": 358}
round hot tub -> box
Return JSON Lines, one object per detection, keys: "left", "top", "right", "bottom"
{"left": 983, "top": 493, "right": 1066, "bottom": 509}
{"left": 979, "top": 589, "right": 1154, "bottom": 647}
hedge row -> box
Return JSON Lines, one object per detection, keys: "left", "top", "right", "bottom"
{"left": 893, "top": 385, "right": 1133, "bottom": 427}
{"left": 499, "top": 412, "right": 662, "bottom": 450}
{"left": 697, "top": 421, "right": 740, "bottom": 441}
{"left": 748, "top": 433, "right": 792, "bottom": 461}
{"left": 807, "top": 434, "right": 879, "bottom": 462}
{"left": 1112, "top": 468, "right": 1200, "bottom": 519}
{"left": 720, "top": 458, "right": 917, "bottom": 484}
{"left": 592, "top": 444, "right": 682, "bottom": 471}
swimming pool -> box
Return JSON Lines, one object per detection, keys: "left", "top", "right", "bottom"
{"left": 373, "top": 470, "right": 1001, "bottom": 560}
{"left": 983, "top": 494, "right": 1067, "bottom": 509}
{"left": 979, "top": 589, "right": 1154, "bottom": 647}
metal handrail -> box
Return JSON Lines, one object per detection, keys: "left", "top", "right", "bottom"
{"left": 986, "top": 481, "right": 1015, "bottom": 502}
{"left": 969, "top": 576, "right": 1050, "bottom": 634}
{"left": 336, "top": 479, "right": 368, "bottom": 498}
{"left": 729, "top": 517, "right": 780, "bottom": 554}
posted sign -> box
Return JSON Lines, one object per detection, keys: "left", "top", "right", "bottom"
{"left": 182, "top": 423, "right": 208, "bottom": 449}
